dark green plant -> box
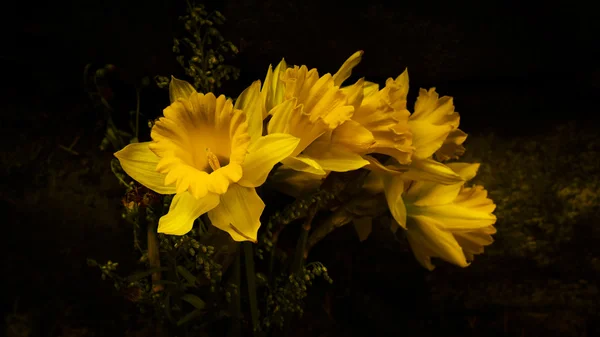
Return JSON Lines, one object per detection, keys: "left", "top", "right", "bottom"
{"left": 91, "top": 165, "right": 371, "bottom": 336}
{"left": 155, "top": 1, "right": 240, "bottom": 93}
{"left": 83, "top": 63, "right": 151, "bottom": 151}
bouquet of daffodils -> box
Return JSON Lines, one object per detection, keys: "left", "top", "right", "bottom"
{"left": 112, "top": 50, "right": 497, "bottom": 333}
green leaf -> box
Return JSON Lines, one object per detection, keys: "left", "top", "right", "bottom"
{"left": 177, "top": 266, "right": 198, "bottom": 286}
{"left": 177, "top": 308, "right": 204, "bottom": 326}
{"left": 181, "top": 293, "right": 206, "bottom": 310}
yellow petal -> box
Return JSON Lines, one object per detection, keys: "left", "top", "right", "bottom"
{"left": 169, "top": 76, "right": 197, "bottom": 103}
{"left": 403, "top": 163, "right": 480, "bottom": 206}
{"left": 405, "top": 180, "right": 463, "bottom": 207}
{"left": 353, "top": 217, "right": 372, "bottom": 242}
{"left": 329, "top": 120, "right": 375, "bottom": 153}
{"left": 382, "top": 175, "right": 407, "bottom": 228}
{"left": 332, "top": 50, "right": 364, "bottom": 87}
{"left": 454, "top": 229, "right": 495, "bottom": 259}
{"left": 262, "top": 59, "right": 288, "bottom": 114}
{"left": 409, "top": 203, "right": 497, "bottom": 231}
{"left": 454, "top": 185, "right": 497, "bottom": 214}
{"left": 280, "top": 155, "right": 326, "bottom": 175}
{"left": 114, "top": 142, "right": 176, "bottom": 194}
{"left": 409, "top": 120, "right": 453, "bottom": 159}
{"left": 235, "top": 80, "right": 265, "bottom": 142}
{"left": 208, "top": 185, "right": 265, "bottom": 242}
{"left": 364, "top": 155, "right": 408, "bottom": 175}
{"left": 206, "top": 164, "right": 243, "bottom": 194}
{"left": 411, "top": 88, "right": 459, "bottom": 127}
{"left": 436, "top": 128, "right": 468, "bottom": 161}
{"left": 394, "top": 69, "right": 409, "bottom": 93}
{"left": 363, "top": 81, "right": 380, "bottom": 97}
{"left": 238, "top": 133, "right": 301, "bottom": 188}
{"left": 382, "top": 71, "right": 409, "bottom": 111}
{"left": 402, "top": 158, "right": 464, "bottom": 185}
{"left": 446, "top": 163, "right": 480, "bottom": 182}
{"left": 340, "top": 78, "right": 365, "bottom": 111}
{"left": 406, "top": 215, "right": 469, "bottom": 270}
{"left": 157, "top": 191, "right": 220, "bottom": 235}
{"left": 266, "top": 98, "right": 298, "bottom": 133}
{"left": 303, "top": 145, "right": 369, "bottom": 172}
{"left": 268, "top": 97, "right": 326, "bottom": 157}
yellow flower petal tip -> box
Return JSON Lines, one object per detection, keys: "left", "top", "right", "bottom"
{"left": 114, "top": 142, "right": 177, "bottom": 195}
{"left": 208, "top": 185, "right": 264, "bottom": 242}
{"left": 333, "top": 50, "right": 365, "bottom": 87}
{"left": 169, "top": 76, "right": 197, "bottom": 103}
{"left": 157, "top": 192, "right": 220, "bottom": 235}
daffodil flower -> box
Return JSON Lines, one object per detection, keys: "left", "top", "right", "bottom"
{"left": 114, "top": 77, "right": 300, "bottom": 242}
{"left": 264, "top": 61, "right": 374, "bottom": 175}
{"left": 331, "top": 52, "right": 415, "bottom": 169}
{"left": 399, "top": 88, "right": 468, "bottom": 184}
{"left": 331, "top": 51, "right": 468, "bottom": 185}
{"left": 366, "top": 162, "right": 497, "bottom": 270}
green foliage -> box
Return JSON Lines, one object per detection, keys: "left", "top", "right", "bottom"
{"left": 156, "top": 1, "right": 240, "bottom": 93}
{"left": 263, "top": 262, "right": 332, "bottom": 330}
{"left": 83, "top": 63, "right": 150, "bottom": 151}
{"left": 88, "top": 162, "right": 378, "bottom": 336}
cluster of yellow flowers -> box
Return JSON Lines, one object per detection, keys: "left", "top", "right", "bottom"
{"left": 115, "top": 51, "right": 497, "bottom": 270}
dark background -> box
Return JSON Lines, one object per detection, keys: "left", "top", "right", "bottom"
{"left": 2, "top": 0, "right": 598, "bottom": 336}
{"left": 3, "top": 0, "right": 599, "bottom": 129}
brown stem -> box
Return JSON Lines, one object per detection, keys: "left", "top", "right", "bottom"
{"left": 146, "top": 217, "right": 164, "bottom": 293}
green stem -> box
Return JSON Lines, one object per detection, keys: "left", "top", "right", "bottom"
{"left": 291, "top": 228, "right": 309, "bottom": 275}
{"left": 244, "top": 242, "right": 259, "bottom": 335}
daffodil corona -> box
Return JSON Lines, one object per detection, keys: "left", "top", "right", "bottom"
{"left": 115, "top": 77, "right": 300, "bottom": 242}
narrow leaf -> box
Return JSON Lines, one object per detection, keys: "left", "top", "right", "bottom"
{"left": 181, "top": 293, "right": 206, "bottom": 310}
{"left": 177, "top": 308, "right": 204, "bottom": 326}
{"left": 177, "top": 265, "right": 198, "bottom": 286}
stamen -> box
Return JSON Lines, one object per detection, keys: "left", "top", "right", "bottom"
{"left": 206, "top": 148, "right": 221, "bottom": 171}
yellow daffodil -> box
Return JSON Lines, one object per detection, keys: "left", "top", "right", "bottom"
{"left": 399, "top": 88, "right": 468, "bottom": 184}
{"left": 266, "top": 61, "right": 374, "bottom": 175}
{"left": 331, "top": 51, "right": 414, "bottom": 170}
{"left": 368, "top": 162, "right": 497, "bottom": 270}
{"left": 261, "top": 59, "right": 288, "bottom": 115}
{"left": 114, "top": 77, "right": 300, "bottom": 242}
{"left": 330, "top": 51, "right": 467, "bottom": 185}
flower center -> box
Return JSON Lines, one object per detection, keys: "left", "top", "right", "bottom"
{"left": 205, "top": 148, "right": 222, "bottom": 172}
